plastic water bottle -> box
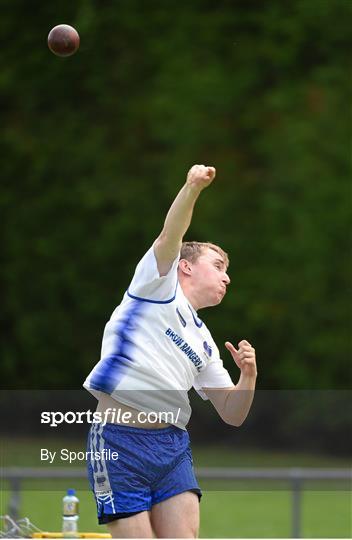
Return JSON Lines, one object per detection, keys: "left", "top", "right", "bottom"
{"left": 62, "top": 488, "right": 79, "bottom": 538}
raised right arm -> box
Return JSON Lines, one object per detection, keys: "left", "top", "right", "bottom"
{"left": 153, "top": 164, "right": 216, "bottom": 276}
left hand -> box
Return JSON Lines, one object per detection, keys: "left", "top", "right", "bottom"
{"left": 225, "top": 340, "right": 257, "bottom": 378}
{"left": 186, "top": 164, "right": 216, "bottom": 191}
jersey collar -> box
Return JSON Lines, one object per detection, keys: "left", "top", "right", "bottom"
{"left": 187, "top": 304, "right": 203, "bottom": 328}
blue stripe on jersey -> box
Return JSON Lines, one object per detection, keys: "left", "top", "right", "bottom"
{"left": 188, "top": 305, "right": 203, "bottom": 328}
{"left": 127, "top": 282, "right": 178, "bottom": 304}
{"left": 88, "top": 300, "right": 144, "bottom": 394}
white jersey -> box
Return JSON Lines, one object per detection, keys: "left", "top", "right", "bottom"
{"left": 83, "top": 245, "right": 234, "bottom": 429}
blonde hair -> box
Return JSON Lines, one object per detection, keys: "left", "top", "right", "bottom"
{"left": 180, "top": 241, "right": 229, "bottom": 267}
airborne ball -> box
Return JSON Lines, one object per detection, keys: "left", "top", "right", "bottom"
{"left": 48, "top": 24, "right": 80, "bottom": 57}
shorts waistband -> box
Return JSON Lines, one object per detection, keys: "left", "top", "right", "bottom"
{"left": 92, "top": 422, "right": 185, "bottom": 435}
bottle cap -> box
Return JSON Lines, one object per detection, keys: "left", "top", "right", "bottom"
{"left": 67, "top": 488, "right": 76, "bottom": 496}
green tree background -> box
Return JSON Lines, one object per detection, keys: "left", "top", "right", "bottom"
{"left": 1, "top": 0, "right": 351, "bottom": 398}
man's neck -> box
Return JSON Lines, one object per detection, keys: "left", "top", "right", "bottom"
{"left": 179, "top": 281, "right": 202, "bottom": 311}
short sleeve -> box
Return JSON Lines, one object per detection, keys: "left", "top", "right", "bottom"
{"left": 193, "top": 359, "right": 234, "bottom": 400}
{"left": 127, "top": 244, "right": 180, "bottom": 302}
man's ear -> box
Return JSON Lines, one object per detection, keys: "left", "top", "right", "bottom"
{"left": 178, "top": 258, "right": 193, "bottom": 276}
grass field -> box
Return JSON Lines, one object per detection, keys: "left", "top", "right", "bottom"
{"left": 1, "top": 488, "right": 351, "bottom": 538}
{"left": 1, "top": 438, "right": 351, "bottom": 538}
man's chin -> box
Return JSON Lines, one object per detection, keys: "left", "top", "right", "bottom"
{"left": 210, "top": 295, "right": 224, "bottom": 307}
{"left": 198, "top": 299, "right": 220, "bottom": 310}
{"left": 199, "top": 293, "right": 224, "bottom": 309}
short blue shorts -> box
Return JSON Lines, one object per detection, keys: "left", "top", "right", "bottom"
{"left": 87, "top": 423, "right": 201, "bottom": 524}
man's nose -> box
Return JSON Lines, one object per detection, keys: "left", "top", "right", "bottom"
{"left": 223, "top": 273, "right": 230, "bottom": 285}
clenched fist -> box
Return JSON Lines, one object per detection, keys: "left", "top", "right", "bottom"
{"left": 186, "top": 164, "right": 216, "bottom": 191}
{"left": 225, "top": 340, "right": 257, "bottom": 379}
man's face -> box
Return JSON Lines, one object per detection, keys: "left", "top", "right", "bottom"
{"left": 189, "top": 248, "right": 230, "bottom": 309}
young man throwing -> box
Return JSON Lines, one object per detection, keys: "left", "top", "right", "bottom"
{"left": 84, "top": 165, "right": 257, "bottom": 538}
